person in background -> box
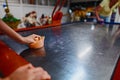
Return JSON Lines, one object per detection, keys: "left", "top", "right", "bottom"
{"left": 24, "top": 11, "right": 40, "bottom": 27}
{"left": 17, "top": 13, "right": 30, "bottom": 29}
{"left": 39, "top": 14, "right": 48, "bottom": 26}
{"left": 18, "top": 11, "right": 40, "bottom": 29}
{"left": 18, "top": 13, "right": 31, "bottom": 28}
{"left": 25, "top": 12, "right": 36, "bottom": 27}
{"left": 95, "top": 0, "right": 120, "bottom": 23}
{"left": 31, "top": 11, "right": 40, "bottom": 26}
{"left": 0, "top": 19, "right": 51, "bottom": 80}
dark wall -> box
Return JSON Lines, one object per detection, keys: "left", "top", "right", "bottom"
{"left": 70, "top": 1, "right": 101, "bottom": 11}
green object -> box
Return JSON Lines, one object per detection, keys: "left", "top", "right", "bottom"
{"left": 2, "top": 13, "right": 20, "bottom": 29}
{"left": 2, "top": 0, "right": 21, "bottom": 29}
{"left": 2, "top": 14, "right": 20, "bottom": 22}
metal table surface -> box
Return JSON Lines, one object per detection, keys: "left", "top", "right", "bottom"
{"left": 0, "top": 22, "right": 120, "bottom": 80}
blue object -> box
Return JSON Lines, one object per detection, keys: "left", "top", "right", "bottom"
{"left": 2, "top": 3, "right": 7, "bottom": 8}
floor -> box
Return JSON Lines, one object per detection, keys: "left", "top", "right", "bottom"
{"left": 0, "top": 22, "right": 120, "bottom": 80}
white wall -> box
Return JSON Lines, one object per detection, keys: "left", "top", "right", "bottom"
{"left": 0, "top": 3, "right": 68, "bottom": 23}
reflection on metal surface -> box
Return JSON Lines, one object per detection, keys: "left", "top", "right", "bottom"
{"left": 91, "top": 24, "right": 95, "bottom": 30}
{"left": 78, "top": 45, "right": 92, "bottom": 59}
{"left": 70, "top": 66, "right": 86, "bottom": 80}
{"left": 20, "top": 47, "right": 46, "bottom": 58}
{"left": 51, "top": 26, "right": 62, "bottom": 36}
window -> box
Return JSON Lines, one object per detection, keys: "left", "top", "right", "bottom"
{"left": 0, "top": 0, "right": 20, "bottom": 4}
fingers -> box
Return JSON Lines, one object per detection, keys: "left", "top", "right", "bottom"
{"left": 12, "top": 64, "right": 51, "bottom": 80}
{"left": 32, "top": 34, "right": 41, "bottom": 39}
{"left": 30, "top": 67, "right": 51, "bottom": 80}
{"left": 16, "top": 64, "right": 34, "bottom": 71}
{"left": 41, "top": 71, "right": 51, "bottom": 80}
{"left": 30, "top": 34, "right": 41, "bottom": 42}
{"left": 24, "top": 34, "right": 45, "bottom": 44}
{"left": 22, "top": 64, "right": 34, "bottom": 69}
{"left": 31, "top": 34, "right": 45, "bottom": 43}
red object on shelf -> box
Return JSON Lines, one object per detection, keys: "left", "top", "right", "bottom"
{"left": 51, "top": 0, "right": 66, "bottom": 26}
{"left": 52, "top": 20, "right": 61, "bottom": 26}
{"left": 51, "top": 11, "right": 63, "bottom": 26}
{"left": 52, "top": 11, "right": 63, "bottom": 25}
{"left": 0, "top": 41, "right": 29, "bottom": 77}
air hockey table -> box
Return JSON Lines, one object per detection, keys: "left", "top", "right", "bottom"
{"left": 0, "top": 22, "right": 120, "bottom": 80}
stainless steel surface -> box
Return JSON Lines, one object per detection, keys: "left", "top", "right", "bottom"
{"left": 0, "top": 22, "right": 120, "bottom": 80}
